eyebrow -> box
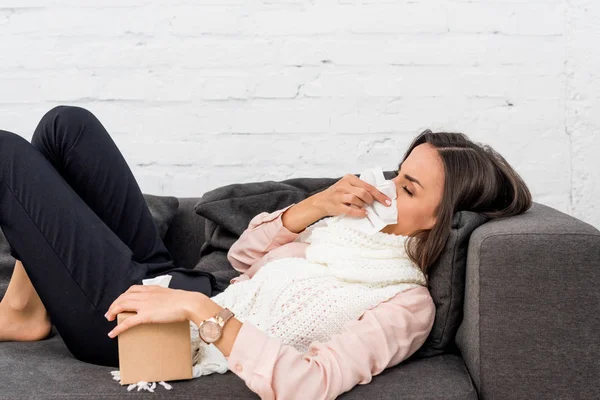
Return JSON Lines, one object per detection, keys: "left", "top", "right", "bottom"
{"left": 404, "top": 174, "right": 424, "bottom": 190}
{"left": 397, "top": 164, "right": 424, "bottom": 190}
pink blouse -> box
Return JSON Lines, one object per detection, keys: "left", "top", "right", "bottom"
{"left": 224, "top": 204, "right": 436, "bottom": 400}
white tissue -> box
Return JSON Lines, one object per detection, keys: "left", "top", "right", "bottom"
{"left": 332, "top": 166, "right": 398, "bottom": 235}
{"left": 141, "top": 274, "right": 173, "bottom": 288}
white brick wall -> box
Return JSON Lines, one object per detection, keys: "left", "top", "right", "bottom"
{"left": 0, "top": 0, "right": 598, "bottom": 229}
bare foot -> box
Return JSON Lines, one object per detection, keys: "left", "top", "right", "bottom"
{"left": 0, "top": 302, "right": 52, "bottom": 342}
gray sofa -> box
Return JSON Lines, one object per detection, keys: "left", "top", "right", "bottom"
{"left": 1, "top": 196, "right": 599, "bottom": 399}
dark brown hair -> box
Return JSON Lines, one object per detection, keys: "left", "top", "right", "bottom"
{"left": 398, "top": 130, "right": 533, "bottom": 276}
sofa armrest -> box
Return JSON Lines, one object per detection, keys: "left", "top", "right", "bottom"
{"left": 455, "top": 202, "right": 600, "bottom": 400}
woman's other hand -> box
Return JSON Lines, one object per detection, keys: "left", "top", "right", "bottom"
{"left": 313, "top": 173, "right": 393, "bottom": 218}
{"left": 104, "top": 284, "right": 202, "bottom": 338}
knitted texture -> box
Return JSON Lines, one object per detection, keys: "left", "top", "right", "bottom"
{"left": 189, "top": 216, "right": 427, "bottom": 377}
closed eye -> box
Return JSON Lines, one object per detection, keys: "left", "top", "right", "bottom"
{"left": 402, "top": 186, "right": 413, "bottom": 196}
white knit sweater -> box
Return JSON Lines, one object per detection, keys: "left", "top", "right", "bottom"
{"left": 189, "top": 215, "right": 427, "bottom": 377}
{"left": 111, "top": 215, "right": 427, "bottom": 390}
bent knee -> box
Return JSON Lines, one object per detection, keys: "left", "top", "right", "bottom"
{"left": 32, "top": 105, "right": 97, "bottom": 146}
{"left": 43, "top": 105, "right": 94, "bottom": 122}
{"left": 39, "top": 105, "right": 96, "bottom": 128}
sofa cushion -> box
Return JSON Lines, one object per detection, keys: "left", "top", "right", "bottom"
{"left": 0, "top": 331, "right": 477, "bottom": 399}
{"left": 411, "top": 209, "right": 489, "bottom": 359}
{"left": 193, "top": 172, "right": 490, "bottom": 357}
{"left": 143, "top": 194, "right": 180, "bottom": 240}
{"left": 162, "top": 197, "right": 207, "bottom": 271}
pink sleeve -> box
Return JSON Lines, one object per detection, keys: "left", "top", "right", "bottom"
{"left": 226, "top": 203, "right": 302, "bottom": 278}
{"left": 225, "top": 285, "right": 436, "bottom": 400}
{"left": 230, "top": 242, "right": 309, "bottom": 283}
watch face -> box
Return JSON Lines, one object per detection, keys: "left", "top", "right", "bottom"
{"left": 201, "top": 321, "right": 221, "bottom": 342}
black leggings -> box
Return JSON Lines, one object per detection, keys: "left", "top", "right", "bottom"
{"left": 0, "top": 105, "right": 215, "bottom": 368}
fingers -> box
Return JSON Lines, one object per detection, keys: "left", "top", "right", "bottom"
{"left": 125, "top": 284, "right": 146, "bottom": 293}
{"left": 342, "top": 192, "right": 367, "bottom": 209}
{"left": 108, "top": 313, "right": 144, "bottom": 338}
{"left": 343, "top": 204, "right": 367, "bottom": 218}
{"left": 105, "top": 297, "right": 142, "bottom": 321}
{"left": 105, "top": 285, "right": 155, "bottom": 320}
{"left": 345, "top": 174, "right": 392, "bottom": 206}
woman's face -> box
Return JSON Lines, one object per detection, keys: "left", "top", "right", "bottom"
{"left": 380, "top": 143, "right": 445, "bottom": 237}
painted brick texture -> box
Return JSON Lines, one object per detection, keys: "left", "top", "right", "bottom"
{"left": 0, "top": 0, "right": 598, "bottom": 228}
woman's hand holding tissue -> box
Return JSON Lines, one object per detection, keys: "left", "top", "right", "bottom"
{"left": 104, "top": 284, "right": 203, "bottom": 338}
{"left": 314, "top": 173, "right": 393, "bottom": 218}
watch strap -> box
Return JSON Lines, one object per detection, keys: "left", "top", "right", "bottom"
{"left": 216, "top": 308, "right": 235, "bottom": 327}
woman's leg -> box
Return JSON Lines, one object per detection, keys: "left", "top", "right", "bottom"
{"left": 0, "top": 260, "right": 51, "bottom": 341}
{"left": 30, "top": 106, "right": 174, "bottom": 272}
{"left": 29, "top": 105, "right": 216, "bottom": 293}
{"left": 1, "top": 104, "right": 177, "bottom": 333}
{"left": 0, "top": 106, "right": 212, "bottom": 366}
{"left": 0, "top": 127, "right": 149, "bottom": 367}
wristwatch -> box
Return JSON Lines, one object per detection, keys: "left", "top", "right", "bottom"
{"left": 198, "top": 308, "right": 235, "bottom": 344}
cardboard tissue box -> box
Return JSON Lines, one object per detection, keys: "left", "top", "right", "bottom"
{"left": 116, "top": 274, "right": 193, "bottom": 385}
{"left": 116, "top": 312, "right": 193, "bottom": 385}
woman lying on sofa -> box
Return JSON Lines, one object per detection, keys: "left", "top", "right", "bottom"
{"left": 0, "top": 105, "right": 531, "bottom": 399}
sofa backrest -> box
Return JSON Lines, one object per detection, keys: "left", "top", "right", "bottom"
{"left": 162, "top": 197, "right": 207, "bottom": 271}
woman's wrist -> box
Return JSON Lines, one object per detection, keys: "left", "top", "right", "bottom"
{"left": 185, "top": 292, "right": 220, "bottom": 322}
{"left": 281, "top": 194, "right": 328, "bottom": 233}
{"left": 185, "top": 292, "right": 243, "bottom": 358}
